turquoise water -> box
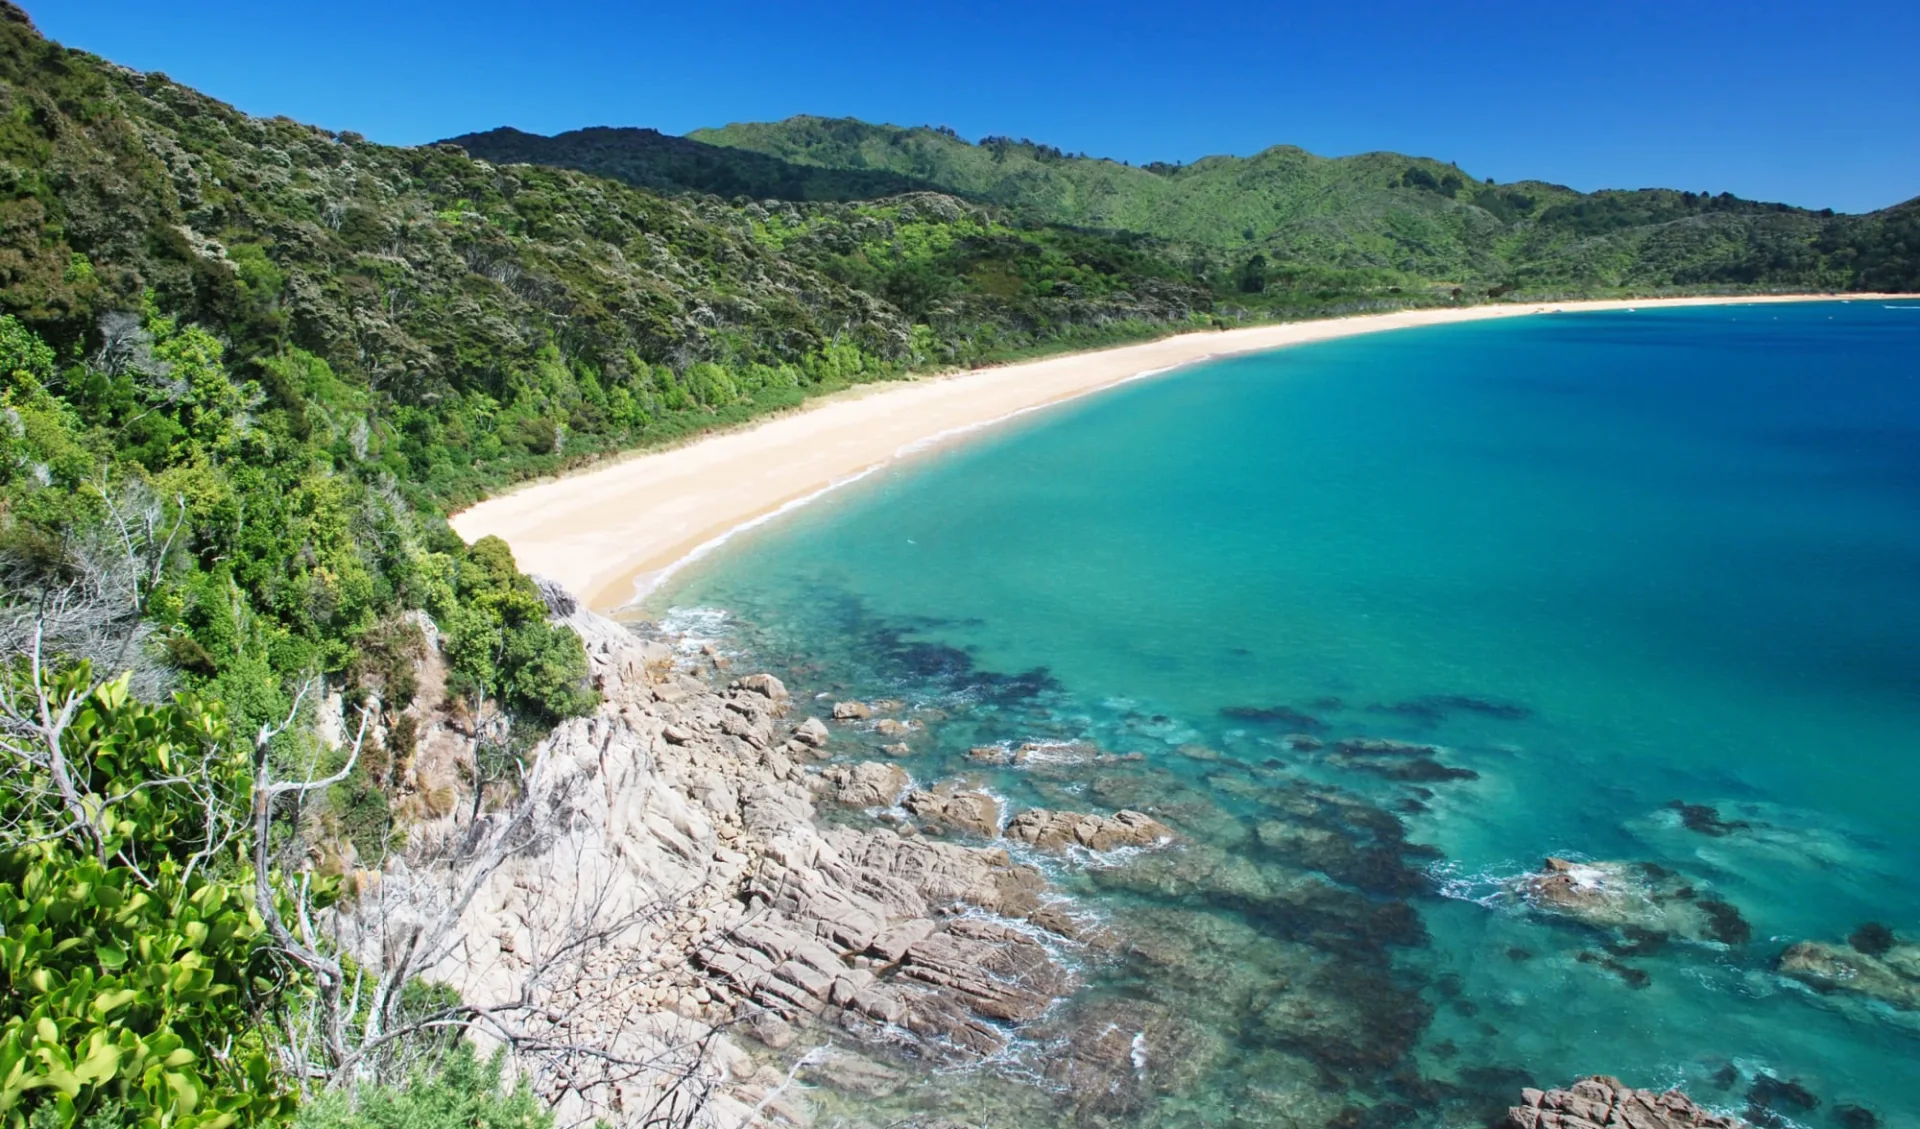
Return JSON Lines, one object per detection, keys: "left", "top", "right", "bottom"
{"left": 645, "top": 302, "right": 1920, "bottom": 1127}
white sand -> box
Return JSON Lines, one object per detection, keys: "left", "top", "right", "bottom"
{"left": 451, "top": 295, "right": 1889, "bottom": 610}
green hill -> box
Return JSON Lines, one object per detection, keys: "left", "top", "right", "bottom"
{"left": 682, "top": 115, "right": 1913, "bottom": 292}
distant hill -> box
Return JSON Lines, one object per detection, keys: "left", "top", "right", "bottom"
{"left": 445, "top": 125, "right": 949, "bottom": 202}
{"left": 686, "top": 116, "right": 1917, "bottom": 292}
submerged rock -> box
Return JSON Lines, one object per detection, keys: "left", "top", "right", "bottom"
{"left": 1332, "top": 737, "right": 1445, "bottom": 757}
{"left": 1037, "top": 997, "right": 1220, "bottom": 1118}
{"left": 1504, "top": 1075, "right": 1748, "bottom": 1128}
{"left": 872, "top": 716, "right": 921, "bottom": 738}
{"left": 1848, "top": 921, "right": 1896, "bottom": 956}
{"left": 1668, "top": 800, "right": 1752, "bottom": 837}
{"left": 1776, "top": 938, "right": 1920, "bottom": 1010}
{"left": 1331, "top": 753, "right": 1478, "bottom": 783}
{"left": 1575, "top": 949, "right": 1652, "bottom": 988}
{"left": 1372, "top": 694, "right": 1532, "bottom": 724}
{"left": 1513, "top": 858, "right": 1751, "bottom": 945}
{"left": 1745, "top": 1075, "right": 1819, "bottom": 1119}
{"left": 1221, "top": 704, "right": 1327, "bottom": 730}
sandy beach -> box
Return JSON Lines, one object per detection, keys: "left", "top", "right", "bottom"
{"left": 451, "top": 295, "right": 1895, "bottom": 610}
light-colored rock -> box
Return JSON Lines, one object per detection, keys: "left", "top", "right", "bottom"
{"left": 791, "top": 716, "right": 830, "bottom": 748}
{"left": 1004, "top": 808, "right": 1173, "bottom": 852}
{"left": 902, "top": 786, "right": 1002, "bottom": 838}
{"left": 831, "top": 701, "right": 872, "bottom": 721}
{"left": 732, "top": 672, "right": 789, "bottom": 705}
{"left": 340, "top": 586, "right": 1099, "bottom": 1126}
{"left": 816, "top": 761, "right": 910, "bottom": 808}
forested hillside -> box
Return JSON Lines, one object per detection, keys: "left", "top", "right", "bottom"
{"left": 442, "top": 125, "right": 950, "bottom": 202}
{"left": 656, "top": 115, "right": 1914, "bottom": 293}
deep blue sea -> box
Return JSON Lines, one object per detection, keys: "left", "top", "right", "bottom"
{"left": 643, "top": 302, "right": 1920, "bottom": 1128}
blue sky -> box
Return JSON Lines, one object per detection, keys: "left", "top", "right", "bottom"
{"left": 35, "top": 0, "right": 1920, "bottom": 213}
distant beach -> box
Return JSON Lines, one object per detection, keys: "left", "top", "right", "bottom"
{"left": 451, "top": 294, "right": 1893, "bottom": 610}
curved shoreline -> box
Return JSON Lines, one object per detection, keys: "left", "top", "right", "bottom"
{"left": 451, "top": 295, "right": 1891, "bottom": 610}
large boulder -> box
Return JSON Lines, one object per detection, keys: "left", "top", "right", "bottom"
{"left": 902, "top": 786, "right": 1002, "bottom": 838}
{"left": 813, "top": 761, "right": 910, "bottom": 808}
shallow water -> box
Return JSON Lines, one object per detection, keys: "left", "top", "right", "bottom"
{"left": 644, "top": 302, "right": 1920, "bottom": 1127}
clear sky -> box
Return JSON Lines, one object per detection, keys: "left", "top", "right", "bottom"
{"left": 34, "top": 0, "right": 1920, "bottom": 214}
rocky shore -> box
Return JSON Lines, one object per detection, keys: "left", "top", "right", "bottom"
{"left": 353, "top": 584, "right": 1188, "bottom": 1124}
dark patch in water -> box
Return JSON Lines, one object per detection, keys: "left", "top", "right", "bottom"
{"left": 1369, "top": 695, "right": 1533, "bottom": 724}
{"left": 1221, "top": 704, "right": 1327, "bottom": 730}
{"left": 1244, "top": 960, "right": 1436, "bottom": 1079}
{"left": 1747, "top": 1074, "right": 1821, "bottom": 1117}
{"left": 1337, "top": 756, "right": 1479, "bottom": 783}
{"left": 1333, "top": 738, "right": 1445, "bottom": 757}
{"left": 1576, "top": 950, "right": 1652, "bottom": 988}
{"left": 1698, "top": 897, "right": 1752, "bottom": 945}
{"left": 1849, "top": 921, "right": 1896, "bottom": 956}
{"left": 1604, "top": 925, "right": 1669, "bottom": 957}
{"left": 1835, "top": 1103, "right": 1881, "bottom": 1129}
{"left": 1667, "top": 799, "right": 1752, "bottom": 837}
{"left": 1366, "top": 700, "right": 1446, "bottom": 726}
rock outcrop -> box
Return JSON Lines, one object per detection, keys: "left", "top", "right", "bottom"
{"left": 1003, "top": 807, "right": 1173, "bottom": 852}
{"left": 1504, "top": 1076, "right": 1747, "bottom": 1128}
{"left": 1513, "top": 858, "right": 1751, "bottom": 945}
{"left": 901, "top": 784, "right": 1003, "bottom": 838}
{"left": 1777, "top": 938, "right": 1920, "bottom": 1010}
{"left": 812, "top": 760, "right": 911, "bottom": 808}
{"left": 356, "top": 583, "right": 1121, "bottom": 1123}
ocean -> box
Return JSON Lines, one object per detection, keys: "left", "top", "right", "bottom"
{"left": 641, "top": 301, "right": 1920, "bottom": 1127}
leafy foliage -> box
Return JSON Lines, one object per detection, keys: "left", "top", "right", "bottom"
{"left": 0, "top": 665, "right": 292, "bottom": 1129}
{"left": 289, "top": 1046, "right": 547, "bottom": 1129}
{"left": 434, "top": 536, "right": 594, "bottom": 724}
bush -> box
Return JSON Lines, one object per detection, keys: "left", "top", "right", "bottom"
{"left": 0, "top": 665, "right": 294, "bottom": 1129}
{"left": 291, "top": 1047, "right": 548, "bottom": 1129}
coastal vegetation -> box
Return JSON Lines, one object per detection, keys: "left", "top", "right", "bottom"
{"left": 0, "top": 0, "right": 1913, "bottom": 1126}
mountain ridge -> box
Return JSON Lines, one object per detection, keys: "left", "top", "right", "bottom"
{"left": 450, "top": 113, "right": 1916, "bottom": 293}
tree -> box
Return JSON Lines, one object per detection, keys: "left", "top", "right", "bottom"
{"left": 1237, "top": 254, "right": 1269, "bottom": 294}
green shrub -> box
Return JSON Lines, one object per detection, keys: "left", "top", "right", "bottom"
{"left": 291, "top": 1047, "right": 548, "bottom": 1129}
